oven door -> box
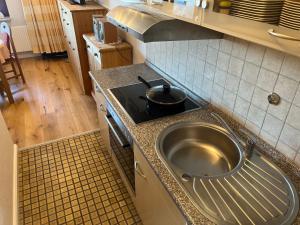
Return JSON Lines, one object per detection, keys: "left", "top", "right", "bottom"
{"left": 105, "top": 114, "right": 135, "bottom": 194}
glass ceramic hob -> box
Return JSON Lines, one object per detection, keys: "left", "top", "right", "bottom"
{"left": 109, "top": 79, "right": 200, "bottom": 124}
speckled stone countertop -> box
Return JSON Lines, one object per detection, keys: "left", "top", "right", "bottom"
{"left": 90, "top": 63, "right": 300, "bottom": 225}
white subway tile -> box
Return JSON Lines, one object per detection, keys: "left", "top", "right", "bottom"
{"left": 204, "top": 63, "right": 216, "bottom": 81}
{"left": 225, "top": 74, "right": 240, "bottom": 94}
{"left": 215, "top": 69, "right": 227, "bottom": 87}
{"left": 274, "top": 75, "right": 298, "bottom": 102}
{"left": 202, "top": 77, "right": 213, "bottom": 98}
{"left": 262, "top": 48, "right": 285, "bottom": 73}
{"left": 251, "top": 87, "right": 269, "bottom": 111}
{"left": 286, "top": 105, "right": 300, "bottom": 130}
{"left": 193, "top": 73, "right": 203, "bottom": 92}
{"left": 211, "top": 83, "right": 224, "bottom": 105}
{"left": 279, "top": 124, "right": 300, "bottom": 150}
{"left": 280, "top": 55, "right": 300, "bottom": 82}
{"left": 195, "top": 59, "right": 205, "bottom": 76}
{"left": 206, "top": 47, "right": 218, "bottom": 65}
{"left": 185, "top": 69, "right": 195, "bottom": 87}
{"left": 178, "top": 63, "right": 186, "bottom": 83}
{"left": 262, "top": 114, "right": 284, "bottom": 139}
{"left": 247, "top": 104, "right": 266, "bottom": 128}
{"left": 256, "top": 68, "right": 278, "bottom": 92}
{"left": 232, "top": 39, "right": 248, "bottom": 59}
{"left": 246, "top": 43, "right": 265, "bottom": 66}
{"left": 234, "top": 96, "right": 250, "bottom": 118}
{"left": 242, "top": 62, "right": 260, "bottom": 84}
{"left": 267, "top": 99, "right": 291, "bottom": 121}
{"left": 276, "top": 141, "right": 297, "bottom": 160}
{"left": 228, "top": 57, "right": 244, "bottom": 77}
{"left": 238, "top": 80, "right": 255, "bottom": 101}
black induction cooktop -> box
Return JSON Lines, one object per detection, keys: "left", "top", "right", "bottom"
{"left": 109, "top": 79, "right": 200, "bottom": 124}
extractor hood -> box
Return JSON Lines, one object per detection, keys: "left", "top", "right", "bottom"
{"left": 106, "top": 5, "right": 223, "bottom": 42}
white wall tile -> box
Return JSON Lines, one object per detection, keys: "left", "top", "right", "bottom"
{"left": 220, "top": 37, "right": 233, "bottom": 54}
{"left": 262, "top": 114, "right": 284, "bottom": 139}
{"left": 234, "top": 96, "right": 250, "bottom": 118}
{"left": 247, "top": 104, "right": 266, "bottom": 128}
{"left": 242, "top": 62, "right": 260, "bottom": 84}
{"left": 293, "top": 86, "right": 300, "bottom": 107}
{"left": 262, "top": 48, "right": 285, "bottom": 73}
{"left": 274, "top": 75, "right": 298, "bottom": 102}
{"left": 246, "top": 43, "right": 265, "bottom": 66}
{"left": 215, "top": 69, "right": 227, "bottom": 87}
{"left": 232, "top": 39, "right": 248, "bottom": 59}
{"left": 280, "top": 55, "right": 300, "bottom": 82}
{"left": 206, "top": 47, "right": 218, "bottom": 65}
{"left": 286, "top": 105, "right": 300, "bottom": 130}
{"left": 279, "top": 124, "right": 300, "bottom": 150}
{"left": 222, "top": 90, "right": 236, "bottom": 111}
{"left": 251, "top": 87, "right": 269, "bottom": 111}
{"left": 225, "top": 74, "right": 240, "bottom": 94}
{"left": 256, "top": 68, "right": 278, "bottom": 92}
{"left": 204, "top": 63, "right": 216, "bottom": 80}
{"left": 228, "top": 57, "right": 244, "bottom": 77}
{"left": 217, "top": 52, "right": 230, "bottom": 71}
{"left": 276, "top": 141, "right": 297, "bottom": 160}
{"left": 238, "top": 80, "right": 255, "bottom": 101}
{"left": 267, "top": 99, "right": 291, "bottom": 121}
{"left": 146, "top": 36, "right": 300, "bottom": 164}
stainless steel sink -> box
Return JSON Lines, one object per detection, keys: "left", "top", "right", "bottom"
{"left": 158, "top": 122, "right": 244, "bottom": 178}
{"left": 156, "top": 122, "right": 299, "bottom": 225}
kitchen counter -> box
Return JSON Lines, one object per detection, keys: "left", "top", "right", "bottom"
{"left": 89, "top": 63, "right": 300, "bottom": 225}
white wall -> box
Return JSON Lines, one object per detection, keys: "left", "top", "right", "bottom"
{"left": 0, "top": 112, "right": 15, "bottom": 225}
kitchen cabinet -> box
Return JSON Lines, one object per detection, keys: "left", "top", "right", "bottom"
{"left": 200, "top": 0, "right": 300, "bottom": 57}
{"left": 134, "top": 143, "right": 187, "bottom": 225}
{"left": 57, "top": 0, "right": 107, "bottom": 94}
{"left": 83, "top": 33, "right": 133, "bottom": 97}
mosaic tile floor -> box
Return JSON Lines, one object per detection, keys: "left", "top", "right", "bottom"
{"left": 18, "top": 130, "right": 142, "bottom": 225}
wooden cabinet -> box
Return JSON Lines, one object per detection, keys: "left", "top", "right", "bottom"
{"left": 134, "top": 143, "right": 187, "bottom": 225}
{"left": 200, "top": 0, "right": 300, "bottom": 57}
{"left": 83, "top": 33, "right": 133, "bottom": 97}
{"left": 57, "top": 0, "right": 107, "bottom": 94}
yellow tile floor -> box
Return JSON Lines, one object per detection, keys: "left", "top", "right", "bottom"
{"left": 18, "top": 131, "right": 142, "bottom": 225}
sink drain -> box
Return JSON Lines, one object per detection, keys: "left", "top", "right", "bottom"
{"left": 181, "top": 173, "right": 192, "bottom": 182}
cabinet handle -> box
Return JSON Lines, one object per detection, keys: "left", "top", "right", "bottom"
{"left": 87, "top": 45, "right": 90, "bottom": 49}
{"left": 94, "top": 53, "right": 98, "bottom": 57}
{"left": 134, "top": 161, "right": 146, "bottom": 179}
{"left": 268, "top": 29, "right": 300, "bottom": 41}
{"left": 95, "top": 85, "right": 101, "bottom": 93}
{"left": 66, "top": 23, "right": 70, "bottom": 26}
{"left": 72, "top": 48, "right": 75, "bottom": 51}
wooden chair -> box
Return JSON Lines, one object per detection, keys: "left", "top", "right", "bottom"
{"left": 0, "top": 22, "right": 26, "bottom": 103}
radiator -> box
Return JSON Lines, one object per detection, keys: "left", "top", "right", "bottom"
{"left": 11, "top": 25, "right": 32, "bottom": 53}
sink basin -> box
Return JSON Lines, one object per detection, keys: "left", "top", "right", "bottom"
{"left": 156, "top": 122, "right": 299, "bottom": 225}
{"left": 156, "top": 122, "right": 244, "bottom": 178}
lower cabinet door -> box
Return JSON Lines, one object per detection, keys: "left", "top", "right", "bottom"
{"left": 134, "top": 144, "right": 187, "bottom": 225}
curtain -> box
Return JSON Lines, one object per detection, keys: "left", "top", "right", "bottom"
{"left": 21, "top": 0, "right": 66, "bottom": 53}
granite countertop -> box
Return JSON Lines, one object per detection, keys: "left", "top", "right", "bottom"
{"left": 89, "top": 63, "right": 300, "bottom": 225}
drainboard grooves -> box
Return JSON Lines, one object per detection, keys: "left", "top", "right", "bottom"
{"left": 217, "top": 179, "right": 256, "bottom": 225}
{"left": 242, "top": 168, "right": 288, "bottom": 207}
{"left": 231, "top": 176, "right": 275, "bottom": 218}
{"left": 224, "top": 177, "right": 267, "bottom": 222}
{"left": 244, "top": 163, "right": 288, "bottom": 195}
{"left": 245, "top": 159, "right": 282, "bottom": 184}
{"left": 237, "top": 171, "right": 285, "bottom": 216}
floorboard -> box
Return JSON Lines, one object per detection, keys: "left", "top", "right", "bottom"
{"left": 0, "top": 57, "right": 99, "bottom": 148}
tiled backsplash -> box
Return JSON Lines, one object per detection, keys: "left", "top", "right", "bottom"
{"left": 146, "top": 36, "right": 300, "bottom": 166}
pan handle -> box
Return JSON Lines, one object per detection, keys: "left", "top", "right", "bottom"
{"left": 138, "top": 76, "right": 152, "bottom": 88}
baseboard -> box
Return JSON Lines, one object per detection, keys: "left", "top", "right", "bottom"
{"left": 17, "top": 51, "right": 40, "bottom": 59}
{"left": 13, "top": 144, "right": 18, "bottom": 225}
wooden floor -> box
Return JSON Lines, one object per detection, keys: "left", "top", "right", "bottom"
{"left": 0, "top": 57, "right": 99, "bottom": 148}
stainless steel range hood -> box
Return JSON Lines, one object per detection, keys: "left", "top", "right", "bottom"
{"left": 106, "top": 5, "right": 223, "bottom": 42}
